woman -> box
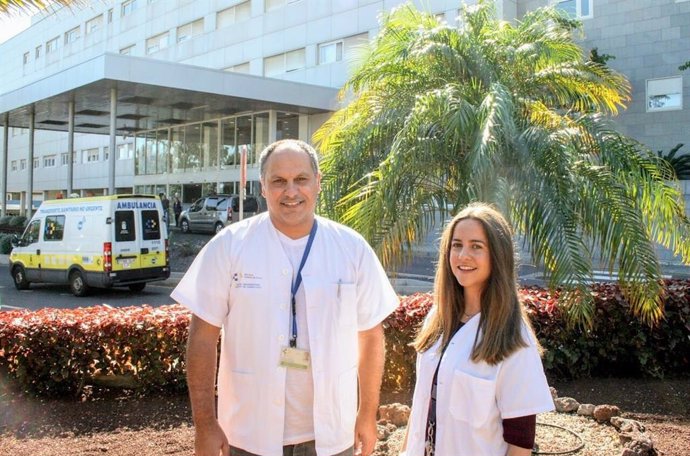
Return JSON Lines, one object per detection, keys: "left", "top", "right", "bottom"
{"left": 400, "top": 203, "right": 553, "bottom": 456}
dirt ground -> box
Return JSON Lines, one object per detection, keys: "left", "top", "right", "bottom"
{"left": 0, "top": 377, "right": 688, "bottom": 456}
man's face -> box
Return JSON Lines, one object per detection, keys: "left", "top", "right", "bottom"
{"left": 261, "top": 145, "right": 321, "bottom": 239}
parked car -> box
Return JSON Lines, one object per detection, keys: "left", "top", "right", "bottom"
{"left": 179, "top": 194, "right": 262, "bottom": 234}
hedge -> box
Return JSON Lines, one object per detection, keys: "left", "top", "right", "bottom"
{"left": 0, "top": 305, "right": 190, "bottom": 396}
{"left": 1, "top": 281, "right": 689, "bottom": 397}
{"left": 381, "top": 281, "right": 690, "bottom": 391}
{"left": 0, "top": 233, "right": 14, "bottom": 254}
{"left": 0, "top": 215, "right": 27, "bottom": 239}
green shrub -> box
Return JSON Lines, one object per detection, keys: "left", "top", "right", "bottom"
{"left": 0, "top": 233, "right": 14, "bottom": 254}
{"left": 0, "top": 215, "right": 12, "bottom": 225}
{"left": 8, "top": 215, "right": 27, "bottom": 228}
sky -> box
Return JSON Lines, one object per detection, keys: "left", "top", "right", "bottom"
{"left": 0, "top": 15, "right": 32, "bottom": 44}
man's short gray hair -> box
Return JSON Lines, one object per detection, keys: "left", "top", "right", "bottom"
{"left": 259, "top": 139, "right": 320, "bottom": 177}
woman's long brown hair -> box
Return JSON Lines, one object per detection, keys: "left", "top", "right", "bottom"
{"left": 413, "top": 202, "right": 540, "bottom": 364}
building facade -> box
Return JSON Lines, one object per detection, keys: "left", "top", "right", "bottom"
{"left": 0, "top": 0, "right": 688, "bottom": 215}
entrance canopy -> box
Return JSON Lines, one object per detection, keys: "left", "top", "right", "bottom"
{"left": 0, "top": 53, "right": 339, "bottom": 134}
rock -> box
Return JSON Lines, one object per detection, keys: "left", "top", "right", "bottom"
{"left": 619, "top": 433, "right": 655, "bottom": 455}
{"left": 376, "top": 424, "right": 391, "bottom": 440}
{"left": 611, "top": 417, "right": 645, "bottom": 433}
{"left": 593, "top": 404, "right": 620, "bottom": 423}
{"left": 378, "top": 403, "right": 410, "bottom": 427}
{"left": 549, "top": 386, "right": 558, "bottom": 400}
{"left": 554, "top": 397, "right": 580, "bottom": 413}
{"left": 577, "top": 403, "right": 595, "bottom": 416}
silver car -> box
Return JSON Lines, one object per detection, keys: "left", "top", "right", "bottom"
{"left": 179, "top": 194, "right": 261, "bottom": 234}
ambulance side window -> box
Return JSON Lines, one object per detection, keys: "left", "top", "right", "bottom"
{"left": 22, "top": 220, "right": 41, "bottom": 245}
{"left": 115, "top": 211, "right": 136, "bottom": 242}
{"left": 44, "top": 215, "right": 65, "bottom": 241}
{"left": 142, "top": 210, "right": 161, "bottom": 240}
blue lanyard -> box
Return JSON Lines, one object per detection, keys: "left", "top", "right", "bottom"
{"left": 290, "top": 220, "right": 318, "bottom": 348}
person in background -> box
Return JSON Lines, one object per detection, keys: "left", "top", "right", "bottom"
{"left": 172, "top": 139, "right": 399, "bottom": 456}
{"left": 172, "top": 193, "right": 182, "bottom": 228}
{"left": 159, "top": 192, "right": 170, "bottom": 230}
{"left": 400, "top": 202, "right": 553, "bottom": 456}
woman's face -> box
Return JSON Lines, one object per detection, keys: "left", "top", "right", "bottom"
{"left": 448, "top": 218, "right": 492, "bottom": 295}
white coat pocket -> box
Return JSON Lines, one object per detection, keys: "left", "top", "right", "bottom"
{"left": 336, "top": 282, "right": 357, "bottom": 328}
{"left": 448, "top": 369, "right": 496, "bottom": 427}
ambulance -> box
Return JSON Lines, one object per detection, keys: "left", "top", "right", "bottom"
{"left": 9, "top": 194, "right": 170, "bottom": 296}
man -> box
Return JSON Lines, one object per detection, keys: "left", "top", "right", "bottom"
{"left": 172, "top": 139, "right": 398, "bottom": 456}
{"left": 173, "top": 193, "right": 182, "bottom": 227}
{"left": 159, "top": 192, "right": 170, "bottom": 230}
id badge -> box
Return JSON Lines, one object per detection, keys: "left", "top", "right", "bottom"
{"left": 279, "top": 346, "right": 311, "bottom": 370}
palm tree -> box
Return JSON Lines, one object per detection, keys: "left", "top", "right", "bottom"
{"left": 0, "top": 0, "right": 76, "bottom": 16}
{"left": 314, "top": 1, "right": 690, "bottom": 325}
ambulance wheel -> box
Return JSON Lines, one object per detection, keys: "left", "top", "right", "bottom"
{"left": 214, "top": 222, "right": 224, "bottom": 234}
{"left": 12, "top": 266, "right": 30, "bottom": 290}
{"left": 128, "top": 283, "right": 146, "bottom": 292}
{"left": 69, "top": 270, "right": 90, "bottom": 297}
{"left": 181, "top": 219, "right": 190, "bottom": 233}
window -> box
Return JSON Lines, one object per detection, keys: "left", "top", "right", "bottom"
{"left": 104, "top": 146, "right": 109, "bottom": 160}
{"left": 121, "top": 0, "right": 138, "bottom": 17}
{"left": 85, "top": 15, "right": 103, "bottom": 34}
{"left": 11, "top": 161, "right": 17, "bottom": 171}
{"left": 265, "top": 0, "right": 301, "bottom": 12}
{"left": 65, "top": 26, "right": 80, "bottom": 44}
{"left": 146, "top": 32, "right": 169, "bottom": 54}
{"left": 23, "top": 52, "right": 29, "bottom": 65}
{"left": 46, "top": 36, "right": 59, "bottom": 53}
{"left": 556, "top": 0, "right": 592, "bottom": 19}
{"left": 224, "top": 62, "right": 250, "bottom": 74}
{"left": 35, "top": 45, "right": 42, "bottom": 59}
{"left": 44, "top": 215, "right": 65, "bottom": 241}
{"left": 43, "top": 155, "right": 56, "bottom": 167}
{"left": 107, "top": 8, "right": 113, "bottom": 23}
{"left": 33, "top": 158, "right": 39, "bottom": 169}
{"left": 22, "top": 220, "right": 41, "bottom": 245}
{"left": 264, "top": 48, "right": 305, "bottom": 77}
{"left": 217, "top": 1, "right": 251, "bottom": 28}
{"left": 118, "top": 143, "right": 134, "bottom": 159}
{"left": 142, "top": 210, "right": 161, "bottom": 240}
{"left": 20, "top": 159, "right": 26, "bottom": 170}
{"left": 61, "top": 153, "right": 69, "bottom": 165}
{"left": 120, "top": 45, "right": 135, "bottom": 55}
{"left": 115, "top": 210, "right": 136, "bottom": 241}
{"left": 318, "top": 40, "right": 343, "bottom": 65}
{"left": 647, "top": 76, "right": 683, "bottom": 112}
{"left": 84, "top": 148, "right": 100, "bottom": 163}
{"left": 177, "top": 18, "right": 204, "bottom": 43}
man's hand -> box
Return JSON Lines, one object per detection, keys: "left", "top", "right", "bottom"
{"left": 355, "top": 324, "right": 386, "bottom": 456}
{"left": 354, "top": 413, "right": 378, "bottom": 456}
{"left": 194, "top": 420, "right": 230, "bottom": 456}
{"left": 186, "top": 315, "right": 226, "bottom": 456}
